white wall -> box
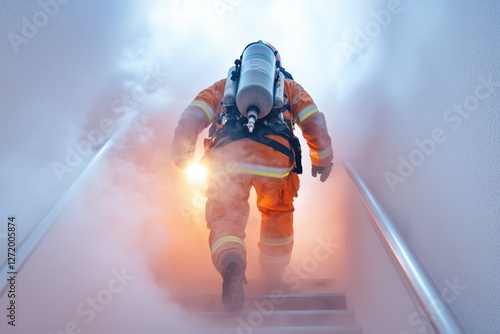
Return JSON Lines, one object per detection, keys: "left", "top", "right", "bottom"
{"left": 332, "top": 1, "right": 500, "bottom": 333}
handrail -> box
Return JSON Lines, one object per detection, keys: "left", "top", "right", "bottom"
{"left": 344, "top": 162, "right": 465, "bottom": 334}
{"left": 0, "top": 111, "right": 139, "bottom": 296}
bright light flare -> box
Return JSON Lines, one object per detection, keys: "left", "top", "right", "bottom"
{"left": 185, "top": 163, "right": 208, "bottom": 182}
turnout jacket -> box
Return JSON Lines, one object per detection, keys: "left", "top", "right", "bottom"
{"left": 172, "top": 78, "right": 334, "bottom": 170}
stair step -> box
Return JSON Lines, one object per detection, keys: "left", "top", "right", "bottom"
{"left": 190, "top": 309, "right": 356, "bottom": 327}
{"left": 172, "top": 293, "right": 347, "bottom": 311}
{"left": 186, "top": 278, "right": 341, "bottom": 295}
{"left": 238, "top": 278, "right": 342, "bottom": 294}
{"left": 199, "top": 325, "right": 363, "bottom": 334}
{"left": 174, "top": 279, "right": 362, "bottom": 333}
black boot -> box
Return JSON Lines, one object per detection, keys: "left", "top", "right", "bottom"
{"left": 221, "top": 253, "right": 246, "bottom": 312}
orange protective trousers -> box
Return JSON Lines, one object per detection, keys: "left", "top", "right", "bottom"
{"left": 204, "top": 138, "right": 300, "bottom": 274}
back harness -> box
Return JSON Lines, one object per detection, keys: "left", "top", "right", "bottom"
{"left": 205, "top": 99, "right": 303, "bottom": 174}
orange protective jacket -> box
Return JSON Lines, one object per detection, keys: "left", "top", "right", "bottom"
{"left": 172, "top": 78, "right": 334, "bottom": 170}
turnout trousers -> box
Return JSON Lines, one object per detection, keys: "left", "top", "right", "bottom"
{"left": 204, "top": 138, "right": 300, "bottom": 275}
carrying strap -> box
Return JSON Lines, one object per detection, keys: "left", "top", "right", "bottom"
{"left": 208, "top": 112, "right": 303, "bottom": 174}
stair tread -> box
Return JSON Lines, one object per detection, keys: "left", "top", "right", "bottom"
{"left": 190, "top": 309, "right": 355, "bottom": 315}
{"left": 189, "top": 308, "right": 357, "bottom": 327}
{"left": 200, "top": 325, "right": 363, "bottom": 333}
{"left": 172, "top": 292, "right": 346, "bottom": 298}
{"left": 173, "top": 292, "right": 347, "bottom": 311}
{"left": 183, "top": 278, "right": 341, "bottom": 294}
{"left": 171, "top": 282, "right": 361, "bottom": 332}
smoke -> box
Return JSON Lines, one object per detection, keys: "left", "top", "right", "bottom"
{"left": 0, "top": 1, "right": 366, "bottom": 333}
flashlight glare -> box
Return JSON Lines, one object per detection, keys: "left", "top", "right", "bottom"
{"left": 185, "top": 163, "right": 208, "bottom": 182}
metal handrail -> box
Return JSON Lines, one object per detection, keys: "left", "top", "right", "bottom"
{"left": 0, "top": 111, "right": 138, "bottom": 296}
{"left": 344, "top": 162, "right": 465, "bottom": 334}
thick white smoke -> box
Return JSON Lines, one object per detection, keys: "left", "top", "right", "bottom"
{"left": 0, "top": 0, "right": 387, "bottom": 333}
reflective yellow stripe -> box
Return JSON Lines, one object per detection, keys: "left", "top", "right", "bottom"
{"left": 190, "top": 100, "right": 214, "bottom": 123}
{"left": 260, "top": 235, "right": 294, "bottom": 247}
{"left": 211, "top": 236, "right": 245, "bottom": 256}
{"left": 297, "top": 104, "right": 318, "bottom": 123}
{"left": 258, "top": 252, "right": 292, "bottom": 264}
{"left": 227, "top": 163, "right": 293, "bottom": 178}
{"left": 310, "top": 147, "right": 333, "bottom": 160}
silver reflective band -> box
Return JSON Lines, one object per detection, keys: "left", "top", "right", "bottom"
{"left": 190, "top": 100, "right": 215, "bottom": 123}
{"left": 227, "top": 163, "right": 293, "bottom": 178}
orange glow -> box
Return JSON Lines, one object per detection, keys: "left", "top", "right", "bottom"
{"left": 184, "top": 162, "right": 208, "bottom": 183}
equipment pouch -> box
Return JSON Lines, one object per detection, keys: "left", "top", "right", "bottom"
{"left": 291, "top": 136, "right": 303, "bottom": 174}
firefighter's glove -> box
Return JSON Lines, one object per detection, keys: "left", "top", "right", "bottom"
{"left": 311, "top": 163, "right": 333, "bottom": 182}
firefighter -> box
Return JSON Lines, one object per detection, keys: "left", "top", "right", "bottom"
{"left": 171, "top": 41, "right": 334, "bottom": 312}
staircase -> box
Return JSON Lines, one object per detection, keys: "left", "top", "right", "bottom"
{"left": 172, "top": 279, "right": 363, "bottom": 333}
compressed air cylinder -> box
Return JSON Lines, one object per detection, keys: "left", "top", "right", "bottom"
{"left": 222, "top": 66, "right": 237, "bottom": 106}
{"left": 236, "top": 43, "right": 276, "bottom": 119}
{"left": 273, "top": 71, "right": 285, "bottom": 108}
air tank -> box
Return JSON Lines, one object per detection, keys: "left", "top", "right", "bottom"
{"left": 273, "top": 70, "right": 285, "bottom": 109}
{"left": 236, "top": 43, "right": 277, "bottom": 119}
{"left": 222, "top": 66, "right": 237, "bottom": 106}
